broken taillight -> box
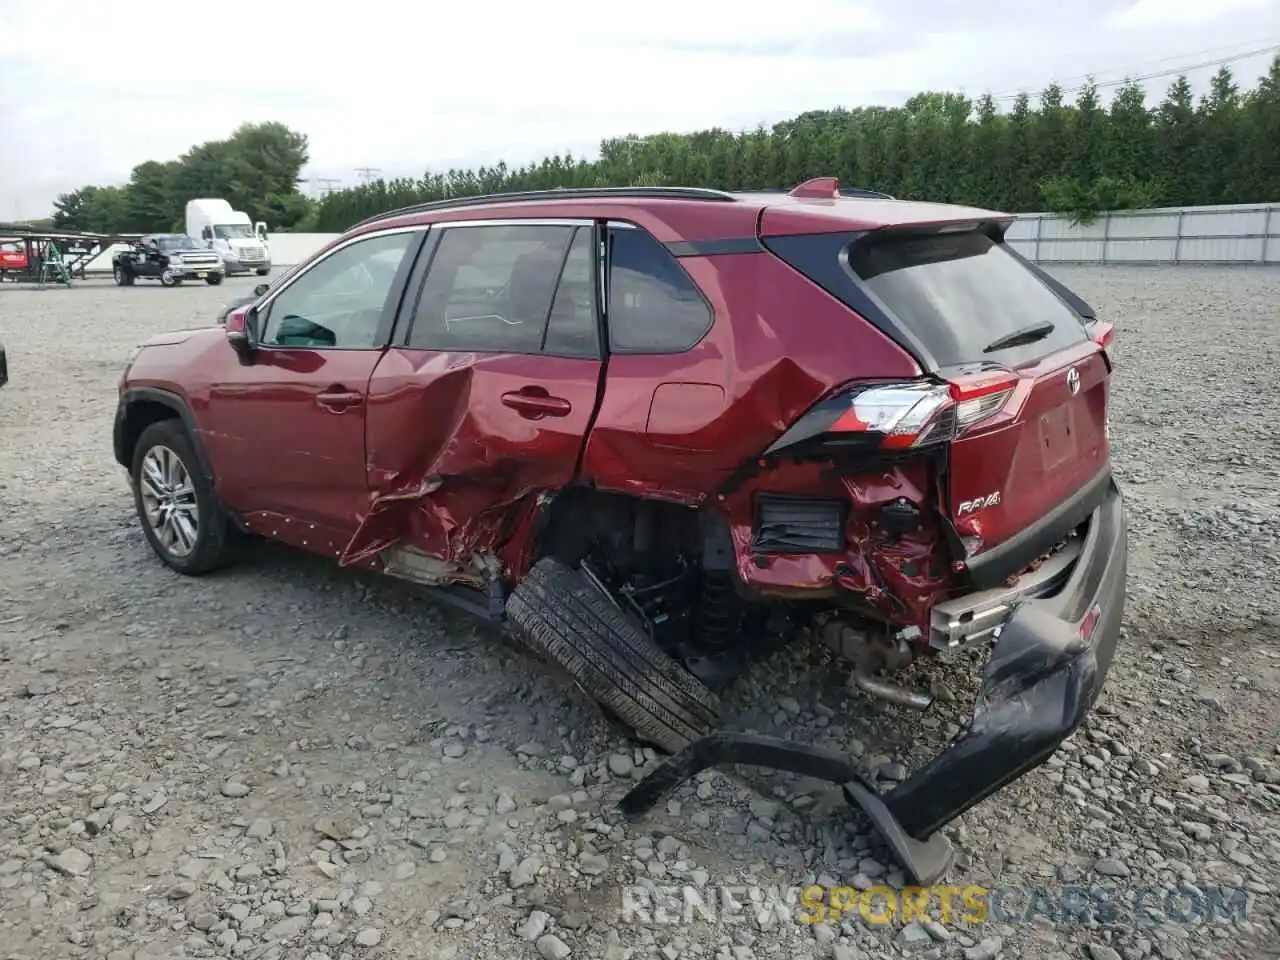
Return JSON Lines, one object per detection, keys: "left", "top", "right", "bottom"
{"left": 764, "top": 371, "right": 1018, "bottom": 457}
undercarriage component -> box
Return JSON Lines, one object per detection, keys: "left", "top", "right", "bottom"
{"left": 620, "top": 486, "right": 1127, "bottom": 885}
{"left": 816, "top": 614, "right": 932, "bottom": 707}
{"left": 852, "top": 670, "right": 934, "bottom": 711}
{"left": 815, "top": 616, "right": 913, "bottom": 674}
{"left": 506, "top": 556, "right": 722, "bottom": 754}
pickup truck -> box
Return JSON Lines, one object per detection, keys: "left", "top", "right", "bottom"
{"left": 113, "top": 235, "right": 226, "bottom": 287}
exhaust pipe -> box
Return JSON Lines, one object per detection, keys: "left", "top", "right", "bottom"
{"left": 853, "top": 670, "right": 934, "bottom": 711}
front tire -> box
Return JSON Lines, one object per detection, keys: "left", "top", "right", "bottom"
{"left": 131, "top": 420, "right": 235, "bottom": 575}
{"left": 506, "top": 557, "right": 722, "bottom": 754}
{"left": 205, "top": 273, "right": 224, "bottom": 285}
{"left": 255, "top": 268, "right": 270, "bottom": 277}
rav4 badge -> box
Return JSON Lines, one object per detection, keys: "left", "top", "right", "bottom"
{"left": 957, "top": 491, "right": 1002, "bottom": 515}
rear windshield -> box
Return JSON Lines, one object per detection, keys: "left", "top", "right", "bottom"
{"left": 847, "top": 231, "right": 1088, "bottom": 367}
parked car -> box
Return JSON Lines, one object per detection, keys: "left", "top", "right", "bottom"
{"left": 0, "top": 239, "right": 28, "bottom": 281}
{"left": 113, "top": 234, "right": 225, "bottom": 287}
{"left": 112, "top": 180, "right": 1125, "bottom": 880}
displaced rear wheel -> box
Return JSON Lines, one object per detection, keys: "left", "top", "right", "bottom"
{"left": 131, "top": 419, "right": 235, "bottom": 575}
{"left": 506, "top": 556, "right": 721, "bottom": 754}
{"left": 160, "top": 270, "right": 181, "bottom": 287}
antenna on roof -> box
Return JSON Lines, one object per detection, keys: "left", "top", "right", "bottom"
{"left": 784, "top": 178, "right": 897, "bottom": 201}
{"left": 789, "top": 177, "right": 841, "bottom": 199}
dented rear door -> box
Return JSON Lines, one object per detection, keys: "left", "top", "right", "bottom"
{"left": 354, "top": 219, "right": 604, "bottom": 572}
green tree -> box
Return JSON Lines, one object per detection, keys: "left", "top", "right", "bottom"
{"left": 1154, "top": 74, "right": 1198, "bottom": 206}
{"left": 50, "top": 122, "right": 313, "bottom": 235}
{"left": 51, "top": 185, "right": 129, "bottom": 232}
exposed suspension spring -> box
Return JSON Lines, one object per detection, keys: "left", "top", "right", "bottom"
{"left": 696, "top": 568, "right": 736, "bottom": 650}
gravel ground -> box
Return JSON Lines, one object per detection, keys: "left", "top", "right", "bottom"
{"left": 0, "top": 267, "right": 1277, "bottom": 960}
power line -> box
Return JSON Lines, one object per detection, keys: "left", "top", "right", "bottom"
{"left": 990, "top": 42, "right": 1280, "bottom": 102}
{"left": 990, "top": 37, "right": 1280, "bottom": 97}
{"left": 354, "top": 167, "right": 382, "bottom": 183}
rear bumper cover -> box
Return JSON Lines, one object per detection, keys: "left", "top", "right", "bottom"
{"left": 620, "top": 476, "right": 1128, "bottom": 883}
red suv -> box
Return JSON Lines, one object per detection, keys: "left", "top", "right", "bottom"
{"left": 114, "top": 179, "right": 1126, "bottom": 881}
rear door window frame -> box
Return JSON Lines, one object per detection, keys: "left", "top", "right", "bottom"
{"left": 395, "top": 217, "right": 601, "bottom": 359}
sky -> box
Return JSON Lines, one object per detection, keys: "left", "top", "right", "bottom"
{"left": 1, "top": 0, "right": 1278, "bottom": 222}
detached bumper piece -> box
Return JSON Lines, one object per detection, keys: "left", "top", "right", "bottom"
{"left": 619, "top": 480, "right": 1128, "bottom": 887}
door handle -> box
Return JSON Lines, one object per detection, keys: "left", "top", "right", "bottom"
{"left": 501, "top": 388, "right": 572, "bottom": 419}
{"left": 316, "top": 388, "right": 363, "bottom": 412}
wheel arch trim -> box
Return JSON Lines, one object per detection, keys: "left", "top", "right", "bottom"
{"left": 115, "top": 387, "right": 215, "bottom": 485}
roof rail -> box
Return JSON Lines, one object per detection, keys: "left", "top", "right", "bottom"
{"left": 350, "top": 186, "right": 738, "bottom": 230}
{"left": 838, "top": 187, "right": 896, "bottom": 200}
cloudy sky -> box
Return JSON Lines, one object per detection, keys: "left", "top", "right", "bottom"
{"left": 1, "top": 0, "right": 1277, "bottom": 221}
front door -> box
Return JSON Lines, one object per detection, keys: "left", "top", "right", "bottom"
{"left": 135, "top": 243, "right": 162, "bottom": 278}
{"left": 203, "top": 227, "right": 426, "bottom": 551}
{"left": 352, "top": 220, "right": 604, "bottom": 575}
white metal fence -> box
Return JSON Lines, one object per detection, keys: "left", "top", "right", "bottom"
{"left": 1005, "top": 202, "right": 1280, "bottom": 265}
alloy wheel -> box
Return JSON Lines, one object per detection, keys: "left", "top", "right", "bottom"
{"left": 138, "top": 445, "right": 199, "bottom": 557}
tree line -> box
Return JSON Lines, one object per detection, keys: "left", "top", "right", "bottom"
{"left": 49, "top": 57, "right": 1280, "bottom": 236}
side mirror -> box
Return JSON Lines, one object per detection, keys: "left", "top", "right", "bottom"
{"left": 253, "top": 282, "right": 271, "bottom": 298}
{"left": 225, "top": 307, "right": 259, "bottom": 357}
{"left": 254, "top": 221, "right": 269, "bottom": 240}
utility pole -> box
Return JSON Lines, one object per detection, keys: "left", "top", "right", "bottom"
{"left": 315, "top": 177, "right": 341, "bottom": 197}
{"left": 354, "top": 167, "right": 382, "bottom": 184}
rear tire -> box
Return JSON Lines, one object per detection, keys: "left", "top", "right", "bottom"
{"left": 130, "top": 420, "right": 236, "bottom": 575}
{"left": 506, "top": 557, "right": 721, "bottom": 754}
{"left": 113, "top": 265, "right": 134, "bottom": 286}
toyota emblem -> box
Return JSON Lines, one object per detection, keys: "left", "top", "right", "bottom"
{"left": 1066, "top": 367, "right": 1081, "bottom": 395}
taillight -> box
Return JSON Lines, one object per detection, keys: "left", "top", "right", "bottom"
{"left": 949, "top": 371, "right": 1018, "bottom": 431}
{"left": 764, "top": 371, "right": 1018, "bottom": 457}
{"left": 830, "top": 383, "right": 952, "bottom": 449}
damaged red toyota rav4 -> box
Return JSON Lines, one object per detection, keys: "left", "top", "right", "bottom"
{"left": 114, "top": 179, "right": 1126, "bottom": 883}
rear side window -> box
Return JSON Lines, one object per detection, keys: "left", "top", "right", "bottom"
{"left": 408, "top": 224, "right": 592, "bottom": 355}
{"left": 607, "top": 227, "right": 711, "bottom": 354}
{"left": 846, "top": 232, "right": 1088, "bottom": 367}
